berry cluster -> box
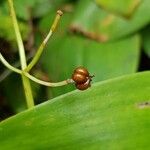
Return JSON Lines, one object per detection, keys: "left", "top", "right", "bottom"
{"left": 72, "top": 67, "right": 93, "bottom": 90}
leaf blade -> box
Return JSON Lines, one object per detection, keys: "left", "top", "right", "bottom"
{"left": 0, "top": 71, "right": 150, "bottom": 150}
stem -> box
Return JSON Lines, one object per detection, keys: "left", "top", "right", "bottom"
{"left": 0, "top": 53, "right": 22, "bottom": 74}
{"left": 23, "top": 71, "right": 73, "bottom": 87}
{"left": 8, "top": 0, "right": 26, "bottom": 69}
{"left": 8, "top": 0, "right": 34, "bottom": 108}
{"left": 25, "top": 10, "right": 63, "bottom": 72}
{"left": 0, "top": 51, "right": 34, "bottom": 83}
{"left": 21, "top": 75, "right": 34, "bottom": 108}
{"left": 0, "top": 53, "right": 73, "bottom": 87}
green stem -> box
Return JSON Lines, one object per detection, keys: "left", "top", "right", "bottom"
{"left": 0, "top": 53, "right": 22, "bottom": 74}
{"left": 21, "top": 75, "right": 34, "bottom": 108}
{"left": 8, "top": 0, "right": 26, "bottom": 69}
{"left": 0, "top": 53, "right": 73, "bottom": 87}
{"left": 23, "top": 71, "right": 73, "bottom": 87}
{"left": 8, "top": 0, "right": 34, "bottom": 108}
{"left": 0, "top": 52, "right": 34, "bottom": 83}
{"left": 25, "top": 10, "right": 63, "bottom": 72}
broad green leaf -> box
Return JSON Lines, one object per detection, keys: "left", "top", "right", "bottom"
{"left": 141, "top": 25, "right": 150, "bottom": 57}
{"left": 40, "top": 12, "right": 140, "bottom": 98}
{"left": 95, "top": 0, "right": 141, "bottom": 17}
{"left": 70, "top": 0, "right": 150, "bottom": 41}
{"left": 0, "top": 71, "right": 150, "bottom": 149}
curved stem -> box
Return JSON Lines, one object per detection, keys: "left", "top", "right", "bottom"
{"left": 0, "top": 53, "right": 21, "bottom": 74}
{"left": 25, "top": 10, "right": 63, "bottom": 72}
{"left": 0, "top": 52, "right": 73, "bottom": 87}
{"left": 23, "top": 72, "right": 73, "bottom": 87}
{"left": 0, "top": 52, "right": 34, "bottom": 83}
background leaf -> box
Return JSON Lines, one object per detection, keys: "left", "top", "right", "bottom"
{"left": 0, "top": 13, "right": 29, "bottom": 43}
{"left": 0, "top": 71, "right": 150, "bottom": 149}
{"left": 40, "top": 11, "right": 141, "bottom": 98}
{"left": 0, "top": 73, "right": 42, "bottom": 113}
{"left": 0, "top": 74, "right": 26, "bottom": 113}
{"left": 70, "top": 0, "right": 150, "bottom": 41}
{"left": 95, "top": 0, "right": 141, "bottom": 17}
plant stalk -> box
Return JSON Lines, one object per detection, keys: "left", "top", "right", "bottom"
{"left": 8, "top": 0, "right": 34, "bottom": 108}
{"left": 0, "top": 53, "right": 73, "bottom": 88}
{"left": 25, "top": 10, "right": 63, "bottom": 72}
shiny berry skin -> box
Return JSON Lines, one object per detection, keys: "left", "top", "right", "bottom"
{"left": 74, "top": 67, "right": 89, "bottom": 77}
{"left": 75, "top": 79, "right": 91, "bottom": 90}
{"left": 72, "top": 73, "right": 88, "bottom": 84}
{"left": 72, "top": 66, "right": 93, "bottom": 91}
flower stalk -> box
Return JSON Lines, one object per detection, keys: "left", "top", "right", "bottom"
{"left": 8, "top": 0, "right": 34, "bottom": 109}
{"left": 0, "top": 53, "right": 73, "bottom": 87}
{"left": 25, "top": 10, "right": 63, "bottom": 72}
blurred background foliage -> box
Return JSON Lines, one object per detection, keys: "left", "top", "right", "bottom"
{"left": 0, "top": 0, "right": 150, "bottom": 120}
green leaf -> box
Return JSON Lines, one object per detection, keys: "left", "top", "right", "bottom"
{"left": 0, "top": 71, "right": 150, "bottom": 149}
{"left": 43, "top": 35, "right": 140, "bottom": 97}
{"left": 70, "top": 0, "right": 150, "bottom": 41}
{"left": 40, "top": 12, "right": 140, "bottom": 97}
{"left": 95, "top": 0, "right": 141, "bottom": 17}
